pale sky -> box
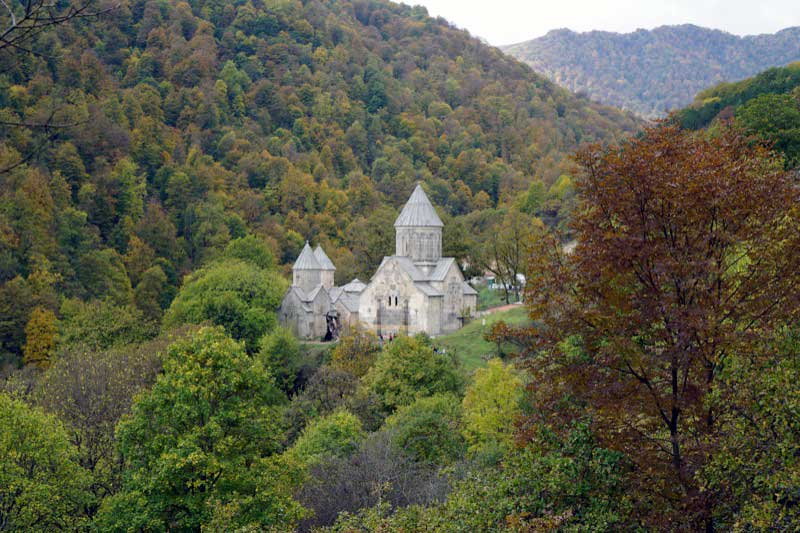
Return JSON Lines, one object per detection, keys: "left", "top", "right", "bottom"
{"left": 399, "top": 0, "right": 800, "bottom": 46}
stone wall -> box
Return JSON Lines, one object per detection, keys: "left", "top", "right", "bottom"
{"left": 431, "top": 263, "right": 467, "bottom": 333}
{"left": 358, "top": 259, "right": 433, "bottom": 336}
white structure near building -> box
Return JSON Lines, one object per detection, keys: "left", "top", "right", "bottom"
{"left": 279, "top": 184, "right": 478, "bottom": 340}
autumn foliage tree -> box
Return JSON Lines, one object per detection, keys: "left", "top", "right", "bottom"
{"left": 22, "top": 306, "right": 58, "bottom": 368}
{"left": 522, "top": 124, "right": 800, "bottom": 528}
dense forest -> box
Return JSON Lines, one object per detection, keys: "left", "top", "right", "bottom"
{"left": 0, "top": 0, "right": 640, "bottom": 371}
{"left": 503, "top": 25, "right": 800, "bottom": 118}
{"left": 3, "top": 0, "right": 799, "bottom": 531}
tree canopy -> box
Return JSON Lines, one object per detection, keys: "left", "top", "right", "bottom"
{"left": 0, "top": 392, "right": 91, "bottom": 531}
{"left": 521, "top": 124, "right": 800, "bottom": 529}
{"left": 96, "top": 327, "right": 303, "bottom": 531}
{"left": 363, "top": 335, "right": 464, "bottom": 412}
{"left": 164, "top": 259, "right": 286, "bottom": 351}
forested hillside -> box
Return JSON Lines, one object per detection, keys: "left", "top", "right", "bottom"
{"left": 0, "top": 0, "right": 639, "bottom": 370}
{"left": 503, "top": 25, "right": 800, "bottom": 118}
{"left": 3, "top": 2, "right": 799, "bottom": 531}
{"left": 674, "top": 63, "right": 800, "bottom": 166}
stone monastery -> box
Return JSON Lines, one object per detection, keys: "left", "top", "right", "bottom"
{"left": 279, "top": 184, "right": 478, "bottom": 340}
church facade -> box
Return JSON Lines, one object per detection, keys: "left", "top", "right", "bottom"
{"left": 279, "top": 184, "right": 477, "bottom": 340}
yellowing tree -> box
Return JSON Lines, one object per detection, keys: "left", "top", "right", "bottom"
{"left": 462, "top": 358, "right": 524, "bottom": 457}
{"left": 330, "top": 327, "right": 381, "bottom": 378}
{"left": 23, "top": 306, "right": 58, "bottom": 368}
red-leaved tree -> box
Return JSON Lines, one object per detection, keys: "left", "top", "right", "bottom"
{"left": 521, "top": 124, "right": 800, "bottom": 529}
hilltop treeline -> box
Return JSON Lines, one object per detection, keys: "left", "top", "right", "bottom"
{"left": 504, "top": 25, "right": 800, "bottom": 118}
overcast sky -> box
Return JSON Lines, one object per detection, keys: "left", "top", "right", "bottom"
{"left": 399, "top": 0, "right": 800, "bottom": 46}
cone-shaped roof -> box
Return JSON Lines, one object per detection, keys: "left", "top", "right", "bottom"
{"left": 292, "top": 241, "right": 322, "bottom": 270}
{"left": 394, "top": 183, "right": 443, "bottom": 228}
{"left": 342, "top": 278, "right": 367, "bottom": 293}
{"left": 313, "top": 245, "right": 336, "bottom": 271}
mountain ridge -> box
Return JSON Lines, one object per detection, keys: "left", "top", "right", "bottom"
{"left": 502, "top": 24, "right": 800, "bottom": 118}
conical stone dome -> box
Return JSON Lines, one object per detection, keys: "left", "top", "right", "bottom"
{"left": 394, "top": 183, "right": 443, "bottom": 228}
{"left": 394, "top": 184, "right": 443, "bottom": 264}
{"left": 292, "top": 241, "right": 321, "bottom": 270}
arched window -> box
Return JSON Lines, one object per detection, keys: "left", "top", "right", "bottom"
{"left": 395, "top": 296, "right": 399, "bottom": 306}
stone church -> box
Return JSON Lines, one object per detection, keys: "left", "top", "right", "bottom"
{"left": 279, "top": 184, "right": 477, "bottom": 340}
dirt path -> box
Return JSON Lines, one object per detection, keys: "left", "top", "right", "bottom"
{"left": 478, "top": 302, "right": 524, "bottom": 316}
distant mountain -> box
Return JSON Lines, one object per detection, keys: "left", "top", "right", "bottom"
{"left": 502, "top": 25, "right": 800, "bottom": 118}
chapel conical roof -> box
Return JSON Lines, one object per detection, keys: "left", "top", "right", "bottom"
{"left": 394, "top": 183, "right": 443, "bottom": 228}
{"left": 313, "top": 245, "right": 336, "bottom": 271}
{"left": 292, "top": 241, "right": 322, "bottom": 270}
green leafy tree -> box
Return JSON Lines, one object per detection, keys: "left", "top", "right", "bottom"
{"left": 431, "top": 422, "right": 632, "bottom": 531}
{"left": 345, "top": 206, "right": 397, "bottom": 278}
{"left": 289, "top": 410, "right": 365, "bottom": 467}
{"left": 479, "top": 208, "right": 543, "bottom": 303}
{"left": 222, "top": 234, "right": 276, "bottom": 270}
{"left": 462, "top": 358, "right": 524, "bottom": 458}
{"left": 35, "top": 336, "right": 168, "bottom": 504}
{"left": 518, "top": 178, "right": 547, "bottom": 215}
{"left": 384, "top": 392, "right": 465, "bottom": 464}
{"left": 95, "top": 327, "right": 304, "bottom": 531}
{"left": 76, "top": 248, "right": 134, "bottom": 305}
{"left": 164, "top": 259, "right": 287, "bottom": 351}
{"left": 701, "top": 329, "right": 800, "bottom": 529}
{"left": 0, "top": 392, "right": 92, "bottom": 531}
{"left": 133, "top": 264, "right": 169, "bottom": 321}
{"left": 258, "top": 326, "right": 301, "bottom": 394}
{"left": 363, "top": 335, "right": 463, "bottom": 412}
{"left": 0, "top": 276, "right": 34, "bottom": 365}
{"left": 736, "top": 92, "right": 800, "bottom": 167}
{"left": 327, "top": 422, "right": 633, "bottom": 532}
{"left": 59, "top": 299, "right": 159, "bottom": 351}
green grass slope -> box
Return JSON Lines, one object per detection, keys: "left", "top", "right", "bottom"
{"left": 435, "top": 306, "right": 529, "bottom": 372}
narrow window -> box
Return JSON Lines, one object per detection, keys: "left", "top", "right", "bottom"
{"left": 388, "top": 297, "right": 391, "bottom": 307}
{"left": 395, "top": 296, "right": 398, "bottom": 306}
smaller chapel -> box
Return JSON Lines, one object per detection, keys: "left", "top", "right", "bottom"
{"left": 279, "top": 184, "right": 477, "bottom": 340}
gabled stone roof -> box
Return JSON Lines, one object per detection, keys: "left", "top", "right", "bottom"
{"left": 313, "top": 245, "right": 336, "bottom": 271}
{"left": 305, "top": 285, "right": 324, "bottom": 302}
{"left": 462, "top": 281, "right": 478, "bottom": 295}
{"left": 341, "top": 278, "right": 367, "bottom": 293}
{"left": 293, "top": 241, "right": 321, "bottom": 271}
{"left": 336, "top": 292, "right": 361, "bottom": 312}
{"left": 375, "top": 256, "right": 464, "bottom": 286}
{"left": 285, "top": 286, "right": 312, "bottom": 312}
{"left": 329, "top": 287, "right": 343, "bottom": 302}
{"left": 288, "top": 284, "right": 329, "bottom": 304}
{"left": 394, "top": 183, "right": 444, "bottom": 228}
{"left": 376, "top": 256, "right": 425, "bottom": 281}
{"left": 428, "top": 258, "right": 456, "bottom": 281}
{"left": 414, "top": 282, "right": 443, "bottom": 297}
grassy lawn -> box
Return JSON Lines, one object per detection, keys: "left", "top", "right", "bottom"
{"left": 476, "top": 285, "right": 520, "bottom": 310}
{"left": 434, "top": 306, "right": 530, "bottom": 372}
